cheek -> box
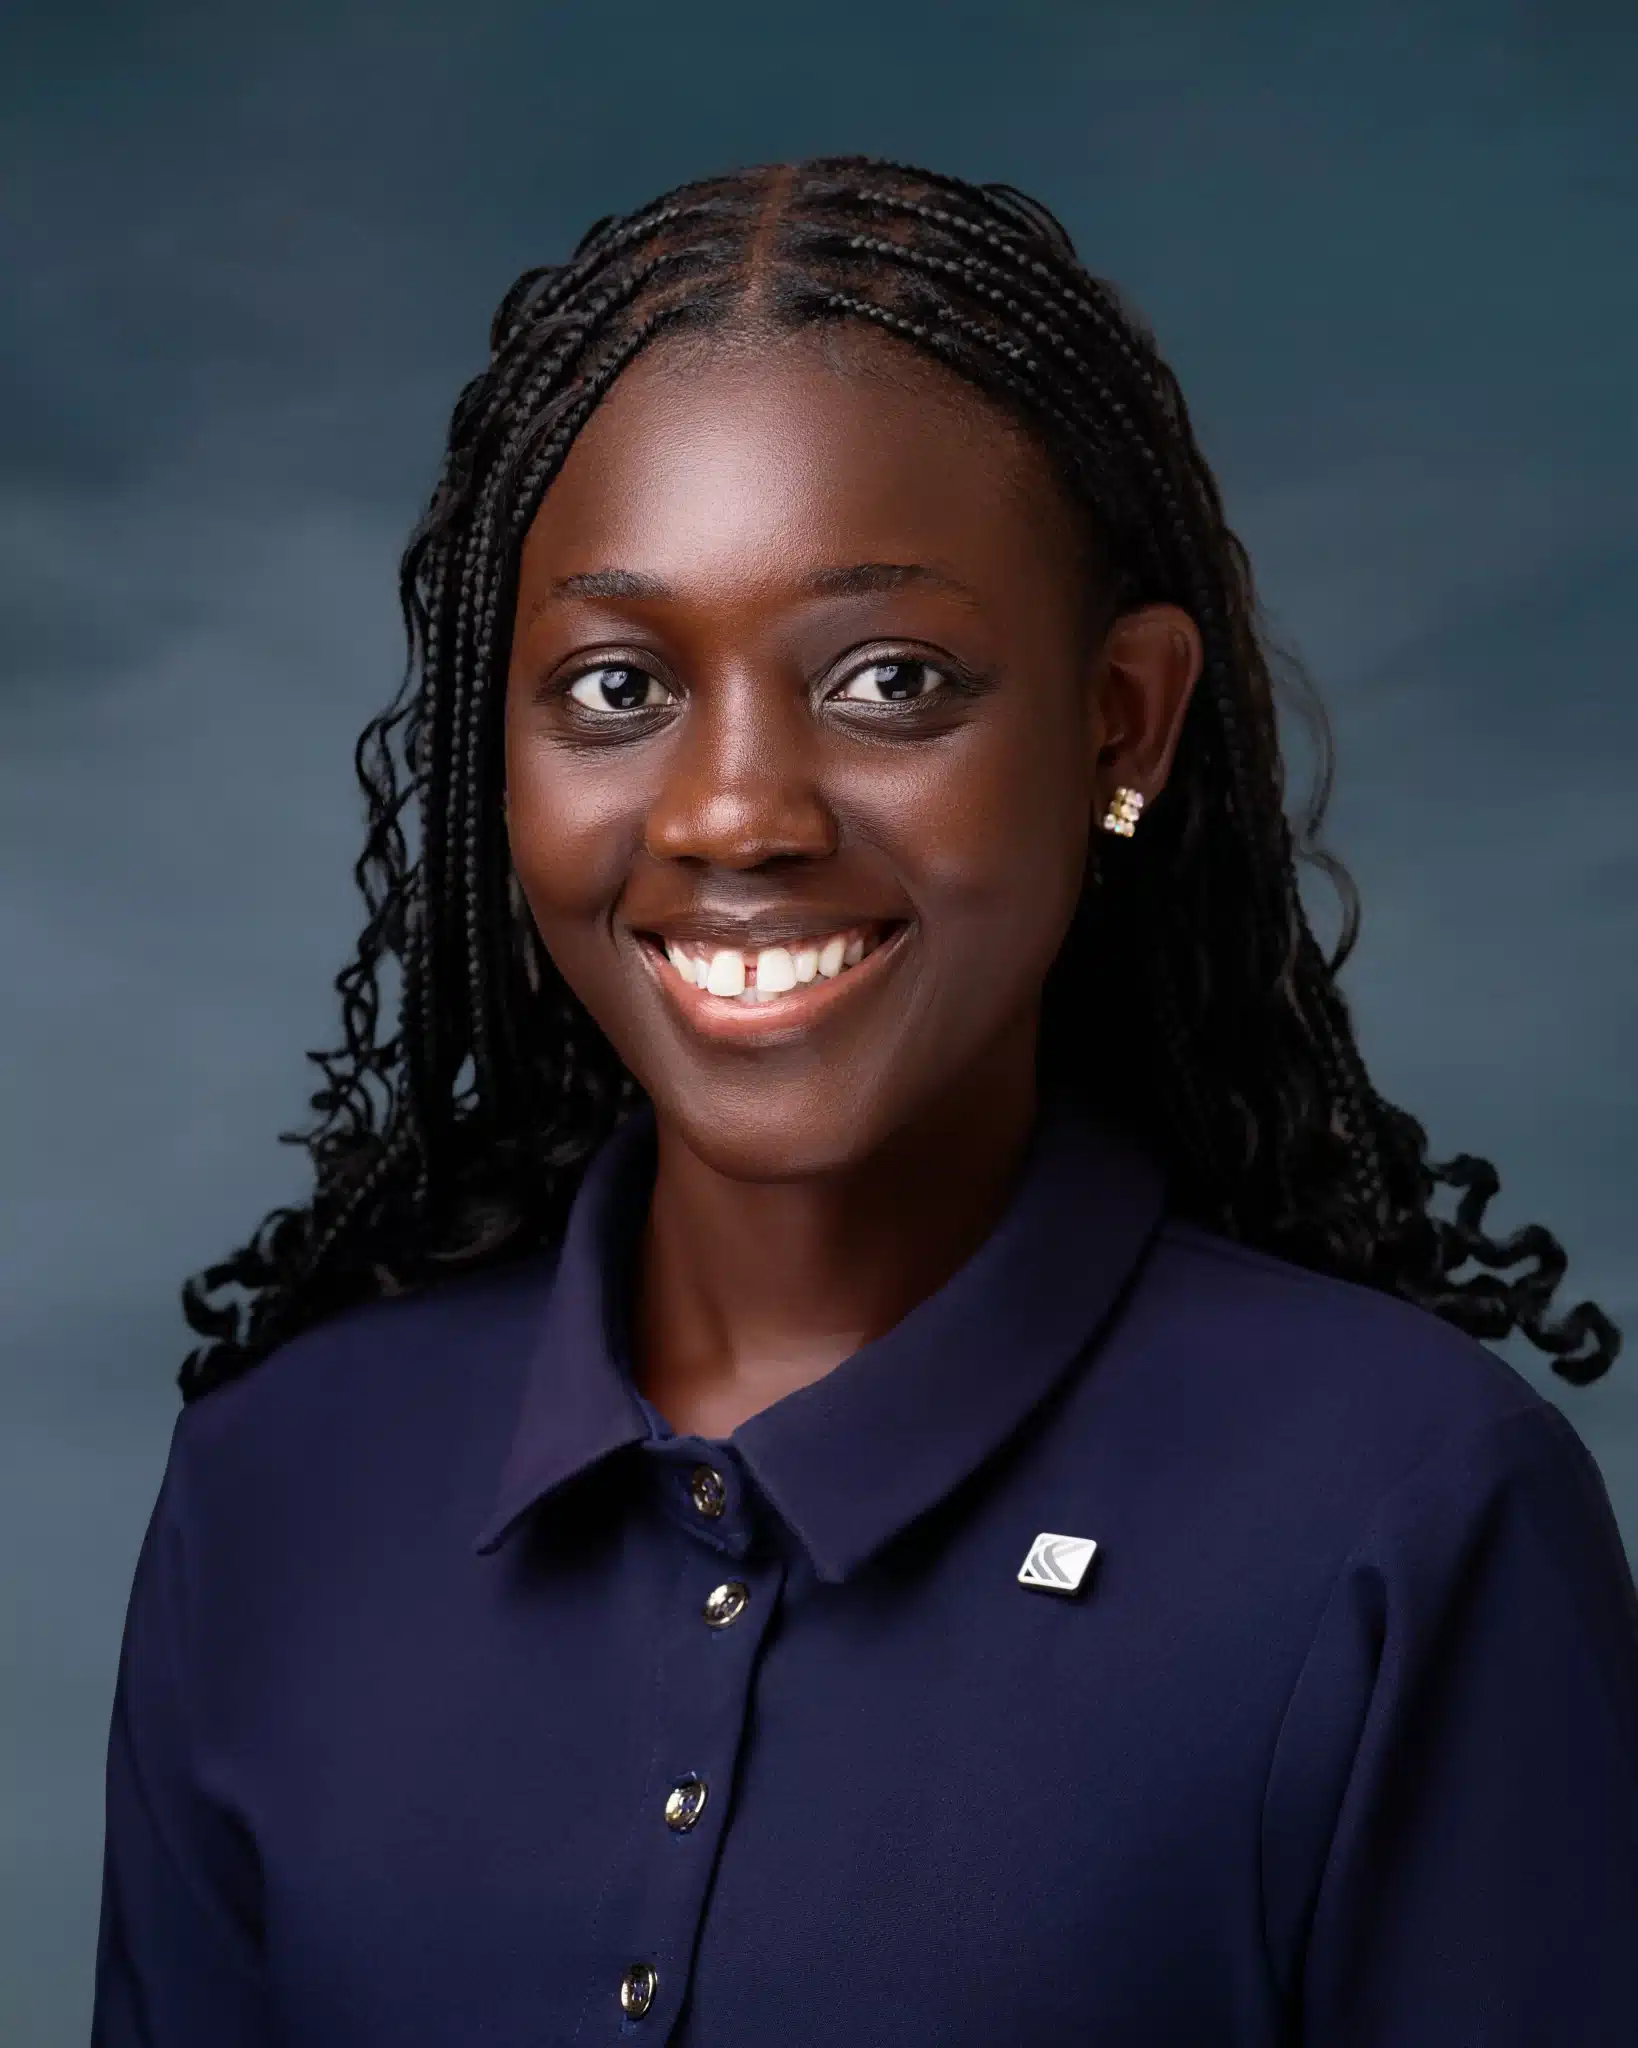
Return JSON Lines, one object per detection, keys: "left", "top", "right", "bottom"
{"left": 862, "top": 713, "right": 1093, "bottom": 958}
{"left": 504, "top": 726, "right": 641, "bottom": 926}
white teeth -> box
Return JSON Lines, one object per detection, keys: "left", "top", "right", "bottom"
{"left": 755, "top": 946, "right": 797, "bottom": 994}
{"left": 664, "top": 928, "right": 882, "bottom": 1000}
{"left": 705, "top": 949, "right": 746, "bottom": 998}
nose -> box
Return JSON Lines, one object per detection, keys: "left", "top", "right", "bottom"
{"left": 643, "top": 677, "right": 838, "bottom": 870}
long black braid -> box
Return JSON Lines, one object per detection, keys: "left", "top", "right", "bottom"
{"left": 178, "top": 157, "right": 1619, "bottom": 1399}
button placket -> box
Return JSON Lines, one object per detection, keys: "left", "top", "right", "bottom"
{"left": 592, "top": 1526, "right": 785, "bottom": 2044}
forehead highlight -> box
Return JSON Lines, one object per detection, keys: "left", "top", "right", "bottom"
{"left": 517, "top": 324, "right": 1089, "bottom": 609}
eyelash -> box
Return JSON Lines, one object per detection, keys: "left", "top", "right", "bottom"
{"left": 552, "top": 649, "right": 983, "bottom": 726}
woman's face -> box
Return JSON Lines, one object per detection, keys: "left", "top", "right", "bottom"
{"left": 504, "top": 327, "right": 1198, "bottom": 1181}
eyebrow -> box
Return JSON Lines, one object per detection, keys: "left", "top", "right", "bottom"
{"left": 540, "top": 561, "right": 981, "bottom": 608}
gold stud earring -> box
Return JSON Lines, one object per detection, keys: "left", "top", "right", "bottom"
{"left": 1100, "top": 785, "right": 1145, "bottom": 837}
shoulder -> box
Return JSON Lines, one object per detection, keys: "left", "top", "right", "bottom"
{"left": 1110, "top": 1213, "right": 1580, "bottom": 1543}
{"left": 166, "top": 1250, "right": 561, "bottom": 1535}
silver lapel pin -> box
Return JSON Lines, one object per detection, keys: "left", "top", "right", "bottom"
{"left": 1018, "top": 1531, "right": 1098, "bottom": 1595}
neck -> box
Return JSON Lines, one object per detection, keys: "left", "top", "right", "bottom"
{"left": 633, "top": 1058, "right": 1040, "bottom": 1439}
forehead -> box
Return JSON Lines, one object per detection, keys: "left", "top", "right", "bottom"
{"left": 517, "top": 326, "right": 1081, "bottom": 596}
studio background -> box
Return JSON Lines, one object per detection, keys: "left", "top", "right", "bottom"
{"left": 3, "top": 2, "right": 1634, "bottom": 2039}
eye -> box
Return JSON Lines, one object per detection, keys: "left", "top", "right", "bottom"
{"left": 566, "top": 664, "right": 672, "bottom": 713}
{"left": 833, "top": 658, "right": 950, "bottom": 705}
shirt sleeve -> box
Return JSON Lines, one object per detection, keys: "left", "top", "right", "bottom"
{"left": 92, "top": 1416, "right": 274, "bottom": 2047}
{"left": 1261, "top": 1398, "right": 1638, "bottom": 2044}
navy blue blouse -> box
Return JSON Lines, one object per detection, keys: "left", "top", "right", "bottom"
{"left": 94, "top": 1099, "right": 1638, "bottom": 2043}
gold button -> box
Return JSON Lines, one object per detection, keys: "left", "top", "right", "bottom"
{"left": 664, "top": 1776, "right": 709, "bottom": 1833}
{"left": 619, "top": 1962, "right": 658, "bottom": 2018}
{"left": 689, "top": 1464, "right": 727, "bottom": 1518}
{"left": 702, "top": 1580, "right": 749, "bottom": 1628}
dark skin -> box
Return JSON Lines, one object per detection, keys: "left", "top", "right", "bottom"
{"left": 505, "top": 327, "right": 1201, "bottom": 1438}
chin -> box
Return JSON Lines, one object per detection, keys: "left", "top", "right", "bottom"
{"left": 648, "top": 1068, "right": 905, "bottom": 1184}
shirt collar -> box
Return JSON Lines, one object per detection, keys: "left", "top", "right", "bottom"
{"left": 474, "top": 1093, "right": 1167, "bottom": 1578}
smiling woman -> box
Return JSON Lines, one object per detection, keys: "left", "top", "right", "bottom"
{"left": 95, "top": 161, "right": 1638, "bottom": 2044}
{"left": 499, "top": 325, "right": 1199, "bottom": 1218}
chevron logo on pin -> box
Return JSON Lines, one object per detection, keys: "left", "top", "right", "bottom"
{"left": 1018, "top": 1531, "right": 1098, "bottom": 1595}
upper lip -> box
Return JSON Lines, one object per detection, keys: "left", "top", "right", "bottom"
{"left": 631, "top": 911, "right": 904, "bottom": 951}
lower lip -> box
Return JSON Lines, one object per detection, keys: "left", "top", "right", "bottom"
{"left": 634, "top": 926, "right": 912, "bottom": 1045}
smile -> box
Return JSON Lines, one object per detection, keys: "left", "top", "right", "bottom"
{"left": 634, "top": 921, "right": 908, "bottom": 1040}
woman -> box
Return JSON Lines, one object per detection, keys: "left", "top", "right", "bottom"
{"left": 95, "top": 159, "right": 1638, "bottom": 2044}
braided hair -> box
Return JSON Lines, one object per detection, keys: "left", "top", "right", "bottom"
{"left": 178, "top": 157, "right": 1619, "bottom": 1399}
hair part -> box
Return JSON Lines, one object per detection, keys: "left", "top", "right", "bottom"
{"left": 178, "top": 157, "right": 1620, "bottom": 1396}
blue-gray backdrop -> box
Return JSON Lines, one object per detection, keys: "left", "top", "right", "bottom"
{"left": 3, "top": 2, "right": 1634, "bottom": 2038}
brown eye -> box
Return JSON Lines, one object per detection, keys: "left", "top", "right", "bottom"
{"left": 566, "top": 664, "right": 671, "bottom": 712}
{"left": 834, "top": 658, "right": 948, "bottom": 704}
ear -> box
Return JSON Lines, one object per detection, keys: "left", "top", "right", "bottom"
{"left": 1087, "top": 603, "right": 1203, "bottom": 808}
